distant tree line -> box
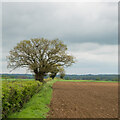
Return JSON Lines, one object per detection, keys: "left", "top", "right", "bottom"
{"left": 0, "top": 74, "right": 118, "bottom": 81}
{"left": 0, "top": 74, "right": 34, "bottom": 79}
{"left": 64, "top": 74, "right": 118, "bottom": 81}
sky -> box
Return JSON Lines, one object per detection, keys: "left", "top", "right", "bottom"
{"left": 1, "top": 1, "right": 118, "bottom": 75}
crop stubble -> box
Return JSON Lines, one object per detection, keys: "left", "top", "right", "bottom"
{"left": 47, "top": 81, "right": 118, "bottom": 118}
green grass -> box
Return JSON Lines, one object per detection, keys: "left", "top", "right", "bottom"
{"left": 1, "top": 78, "right": 118, "bottom": 82}
{"left": 8, "top": 79, "right": 57, "bottom": 118}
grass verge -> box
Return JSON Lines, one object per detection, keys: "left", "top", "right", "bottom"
{"left": 8, "top": 79, "right": 57, "bottom": 118}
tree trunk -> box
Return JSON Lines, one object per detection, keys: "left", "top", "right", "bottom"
{"left": 35, "top": 73, "right": 44, "bottom": 82}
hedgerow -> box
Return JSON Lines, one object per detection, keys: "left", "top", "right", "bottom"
{"left": 2, "top": 80, "right": 42, "bottom": 118}
{"left": 44, "top": 78, "right": 52, "bottom": 82}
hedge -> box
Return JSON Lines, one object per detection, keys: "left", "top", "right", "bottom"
{"left": 2, "top": 80, "right": 42, "bottom": 118}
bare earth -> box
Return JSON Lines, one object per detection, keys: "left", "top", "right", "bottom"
{"left": 47, "top": 81, "right": 118, "bottom": 118}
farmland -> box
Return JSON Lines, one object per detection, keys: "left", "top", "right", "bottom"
{"left": 1, "top": 78, "right": 118, "bottom": 118}
{"left": 2, "top": 2, "right": 118, "bottom": 119}
{"left": 47, "top": 81, "right": 118, "bottom": 118}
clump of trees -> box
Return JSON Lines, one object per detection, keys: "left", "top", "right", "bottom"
{"left": 7, "top": 38, "right": 75, "bottom": 82}
{"left": 49, "top": 66, "right": 65, "bottom": 79}
{"left": 1, "top": 75, "right": 11, "bottom": 80}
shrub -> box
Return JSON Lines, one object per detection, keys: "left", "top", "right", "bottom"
{"left": 44, "top": 78, "right": 52, "bottom": 82}
{"left": 2, "top": 80, "right": 42, "bottom": 118}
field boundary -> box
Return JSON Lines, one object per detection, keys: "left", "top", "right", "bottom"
{"left": 7, "top": 79, "right": 57, "bottom": 118}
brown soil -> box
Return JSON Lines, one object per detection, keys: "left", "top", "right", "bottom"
{"left": 47, "top": 81, "right": 118, "bottom": 118}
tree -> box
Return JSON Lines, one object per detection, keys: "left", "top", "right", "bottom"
{"left": 49, "top": 66, "right": 59, "bottom": 79}
{"left": 7, "top": 38, "right": 75, "bottom": 82}
{"left": 49, "top": 72, "right": 57, "bottom": 79}
{"left": 49, "top": 65, "right": 63, "bottom": 79}
{"left": 59, "top": 67, "right": 65, "bottom": 79}
{"left": 1, "top": 75, "right": 10, "bottom": 80}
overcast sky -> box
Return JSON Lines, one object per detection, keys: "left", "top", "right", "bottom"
{"left": 1, "top": 2, "right": 118, "bottom": 74}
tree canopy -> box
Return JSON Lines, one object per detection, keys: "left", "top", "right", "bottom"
{"left": 7, "top": 38, "right": 75, "bottom": 82}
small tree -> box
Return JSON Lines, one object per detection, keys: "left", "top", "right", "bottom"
{"left": 1, "top": 75, "right": 10, "bottom": 80}
{"left": 7, "top": 38, "right": 75, "bottom": 82}
{"left": 59, "top": 67, "right": 65, "bottom": 79}
{"left": 96, "top": 77, "right": 100, "bottom": 81}
{"left": 49, "top": 72, "right": 57, "bottom": 79}
{"left": 49, "top": 66, "right": 59, "bottom": 79}
{"left": 60, "top": 72, "right": 65, "bottom": 79}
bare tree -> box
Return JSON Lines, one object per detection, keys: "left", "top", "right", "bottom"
{"left": 7, "top": 38, "right": 75, "bottom": 82}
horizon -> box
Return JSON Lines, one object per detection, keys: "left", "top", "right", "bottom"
{"left": 0, "top": 73, "right": 118, "bottom": 75}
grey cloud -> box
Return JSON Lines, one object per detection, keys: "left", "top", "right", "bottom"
{"left": 2, "top": 2, "right": 118, "bottom": 74}
{"left": 66, "top": 61, "right": 118, "bottom": 74}
{"left": 2, "top": 2, "right": 117, "bottom": 46}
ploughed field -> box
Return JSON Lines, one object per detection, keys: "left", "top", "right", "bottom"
{"left": 47, "top": 81, "right": 118, "bottom": 118}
